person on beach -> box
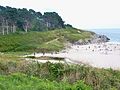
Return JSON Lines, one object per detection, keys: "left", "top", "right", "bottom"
{"left": 104, "top": 48, "right": 109, "bottom": 55}
{"left": 34, "top": 52, "right": 36, "bottom": 56}
{"left": 88, "top": 46, "right": 90, "bottom": 49}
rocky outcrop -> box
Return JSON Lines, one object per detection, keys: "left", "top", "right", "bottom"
{"left": 74, "top": 34, "right": 110, "bottom": 45}
{"left": 90, "top": 34, "right": 110, "bottom": 43}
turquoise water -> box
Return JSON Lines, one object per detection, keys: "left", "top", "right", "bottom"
{"left": 89, "top": 29, "right": 120, "bottom": 42}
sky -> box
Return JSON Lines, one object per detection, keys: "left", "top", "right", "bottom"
{"left": 0, "top": 0, "right": 120, "bottom": 29}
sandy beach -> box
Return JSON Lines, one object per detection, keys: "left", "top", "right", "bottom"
{"left": 29, "top": 42, "right": 120, "bottom": 69}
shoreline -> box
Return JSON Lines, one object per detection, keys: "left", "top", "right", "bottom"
{"left": 106, "top": 41, "right": 120, "bottom": 45}
{"left": 27, "top": 42, "right": 120, "bottom": 70}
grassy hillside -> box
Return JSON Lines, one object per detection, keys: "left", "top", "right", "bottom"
{"left": 0, "top": 28, "right": 93, "bottom": 53}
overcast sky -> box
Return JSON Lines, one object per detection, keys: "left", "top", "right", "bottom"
{"left": 1, "top": 0, "right": 120, "bottom": 29}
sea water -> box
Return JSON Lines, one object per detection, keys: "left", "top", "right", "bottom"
{"left": 89, "top": 29, "right": 120, "bottom": 43}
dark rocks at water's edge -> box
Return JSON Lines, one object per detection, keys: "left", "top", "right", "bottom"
{"left": 74, "top": 34, "right": 110, "bottom": 45}
{"left": 90, "top": 34, "right": 110, "bottom": 43}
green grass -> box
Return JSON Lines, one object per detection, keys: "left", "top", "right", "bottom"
{"left": 0, "top": 60, "right": 120, "bottom": 90}
{"left": 0, "top": 73, "right": 92, "bottom": 90}
{"left": 0, "top": 28, "right": 93, "bottom": 53}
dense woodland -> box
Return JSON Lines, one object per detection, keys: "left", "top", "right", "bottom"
{"left": 0, "top": 5, "right": 66, "bottom": 35}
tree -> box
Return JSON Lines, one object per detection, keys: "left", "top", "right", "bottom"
{"left": 0, "top": 5, "right": 66, "bottom": 35}
{"left": 43, "top": 12, "right": 65, "bottom": 29}
{"left": 65, "top": 24, "right": 73, "bottom": 28}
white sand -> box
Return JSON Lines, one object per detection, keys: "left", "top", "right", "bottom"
{"left": 28, "top": 42, "right": 120, "bottom": 69}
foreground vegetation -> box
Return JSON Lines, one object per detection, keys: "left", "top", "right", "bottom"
{"left": 0, "top": 54, "right": 120, "bottom": 90}
{"left": 0, "top": 28, "right": 93, "bottom": 53}
{"left": 0, "top": 73, "right": 92, "bottom": 90}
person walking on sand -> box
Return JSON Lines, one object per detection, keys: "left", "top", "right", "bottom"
{"left": 34, "top": 52, "right": 36, "bottom": 56}
{"left": 105, "top": 48, "right": 108, "bottom": 55}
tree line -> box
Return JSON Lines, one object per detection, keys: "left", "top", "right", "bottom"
{"left": 0, "top": 5, "right": 65, "bottom": 35}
